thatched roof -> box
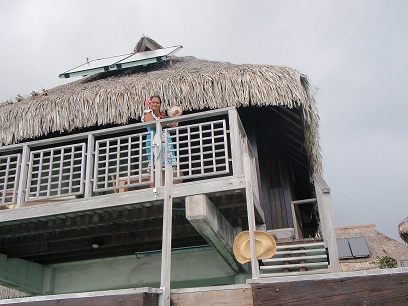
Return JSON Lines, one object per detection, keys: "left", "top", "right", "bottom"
{"left": 0, "top": 54, "right": 321, "bottom": 174}
{"left": 399, "top": 217, "right": 408, "bottom": 243}
{"left": 336, "top": 224, "right": 408, "bottom": 272}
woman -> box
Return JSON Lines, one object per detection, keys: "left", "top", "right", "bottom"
{"left": 141, "top": 95, "right": 178, "bottom": 186}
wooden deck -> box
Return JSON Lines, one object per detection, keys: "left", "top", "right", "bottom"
{"left": 0, "top": 108, "right": 262, "bottom": 265}
{"left": 0, "top": 176, "right": 248, "bottom": 264}
{"left": 1, "top": 268, "right": 407, "bottom": 305}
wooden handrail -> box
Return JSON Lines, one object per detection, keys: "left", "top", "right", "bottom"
{"left": 313, "top": 174, "right": 340, "bottom": 272}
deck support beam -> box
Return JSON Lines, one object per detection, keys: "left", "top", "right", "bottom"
{"left": 185, "top": 194, "right": 245, "bottom": 273}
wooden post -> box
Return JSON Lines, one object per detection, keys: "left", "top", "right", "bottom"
{"left": 154, "top": 121, "right": 163, "bottom": 188}
{"left": 291, "top": 198, "right": 317, "bottom": 239}
{"left": 16, "top": 145, "right": 29, "bottom": 208}
{"left": 313, "top": 174, "right": 340, "bottom": 272}
{"left": 84, "top": 134, "right": 94, "bottom": 198}
{"left": 243, "top": 149, "right": 260, "bottom": 279}
{"left": 228, "top": 109, "right": 244, "bottom": 177}
{"left": 159, "top": 163, "right": 173, "bottom": 306}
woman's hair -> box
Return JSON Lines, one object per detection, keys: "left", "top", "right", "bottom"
{"left": 150, "top": 95, "right": 162, "bottom": 104}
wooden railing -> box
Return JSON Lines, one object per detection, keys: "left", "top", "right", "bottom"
{"left": 0, "top": 153, "right": 20, "bottom": 207}
{"left": 313, "top": 174, "right": 340, "bottom": 272}
{"left": 0, "top": 108, "right": 240, "bottom": 209}
{"left": 288, "top": 176, "right": 340, "bottom": 273}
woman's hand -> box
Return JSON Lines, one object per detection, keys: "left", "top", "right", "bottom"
{"left": 168, "top": 122, "right": 178, "bottom": 128}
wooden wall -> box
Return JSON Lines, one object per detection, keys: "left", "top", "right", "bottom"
{"left": 171, "top": 286, "right": 253, "bottom": 306}
{"left": 251, "top": 270, "right": 408, "bottom": 305}
{"left": 239, "top": 107, "right": 294, "bottom": 230}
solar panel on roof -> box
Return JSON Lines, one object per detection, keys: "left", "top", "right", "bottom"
{"left": 337, "top": 237, "right": 370, "bottom": 259}
{"left": 59, "top": 45, "right": 183, "bottom": 79}
{"left": 336, "top": 238, "right": 353, "bottom": 259}
{"left": 348, "top": 237, "right": 370, "bottom": 258}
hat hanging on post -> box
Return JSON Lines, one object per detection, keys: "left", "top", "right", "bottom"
{"left": 233, "top": 230, "right": 277, "bottom": 264}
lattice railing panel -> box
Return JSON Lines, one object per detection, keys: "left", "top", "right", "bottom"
{"left": 0, "top": 153, "right": 21, "bottom": 207}
{"left": 26, "top": 143, "right": 86, "bottom": 200}
{"left": 168, "top": 119, "right": 230, "bottom": 180}
{"left": 93, "top": 132, "right": 153, "bottom": 192}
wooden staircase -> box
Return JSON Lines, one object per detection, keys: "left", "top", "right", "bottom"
{"left": 259, "top": 239, "right": 329, "bottom": 277}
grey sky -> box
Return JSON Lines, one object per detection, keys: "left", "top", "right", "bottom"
{"left": 1, "top": 0, "right": 407, "bottom": 242}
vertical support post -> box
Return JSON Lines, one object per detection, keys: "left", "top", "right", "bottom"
{"left": 159, "top": 163, "right": 173, "bottom": 306}
{"left": 243, "top": 149, "right": 259, "bottom": 279}
{"left": 228, "top": 109, "right": 244, "bottom": 177}
{"left": 314, "top": 174, "right": 340, "bottom": 272}
{"left": 154, "top": 121, "right": 163, "bottom": 188}
{"left": 84, "top": 134, "right": 95, "bottom": 198}
{"left": 290, "top": 201, "right": 299, "bottom": 239}
{"left": 16, "top": 145, "right": 29, "bottom": 208}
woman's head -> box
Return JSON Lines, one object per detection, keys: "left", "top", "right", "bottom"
{"left": 145, "top": 95, "right": 162, "bottom": 113}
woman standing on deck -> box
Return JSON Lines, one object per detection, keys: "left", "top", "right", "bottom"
{"left": 141, "top": 95, "right": 180, "bottom": 186}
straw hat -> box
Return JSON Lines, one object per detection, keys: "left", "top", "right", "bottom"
{"left": 233, "top": 230, "right": 277, "bottom": 264}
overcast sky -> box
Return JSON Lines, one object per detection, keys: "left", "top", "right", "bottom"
{"left": 0, "top": 0, "right": 407, "bottom": 243}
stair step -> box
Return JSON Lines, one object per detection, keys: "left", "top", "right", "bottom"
{"left": 263, "top": 254, "right": 328, "bottom": 264}
{"left": 276, "top": 242, "right": 325, "bottom": 250}
{"left": 258, "top": 239, "right": 328, "bottom": 276}
{"left": 260, "top": 261, "right": 328, "bottom": 271}
{"left": 274, "top": 249, "right": 326, "bottom": 256}
{"left": 260, "top": 269, "right": 330, "bottom": 278}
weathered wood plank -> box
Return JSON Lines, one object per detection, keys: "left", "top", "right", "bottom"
{"left": 171, "top": 285, "right": 253, "bottom": 306}
{"left": 0, "top": 292, "right": 158, "bottom": 306}
{"left": 252, "top": 270, "right": 408, "bottom": 305}
{"left": 270, "top": 188, "right": 287, "bottom": 229}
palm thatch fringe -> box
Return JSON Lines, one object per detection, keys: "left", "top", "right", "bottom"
{"left": 399, "top": 217, "right": 408, "bottom": 243}
{"left": 0, "top": 285, "right": 28, "bottom": 300}
{"left": 0, "top": 56, "right": 322, "bottom": 175}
